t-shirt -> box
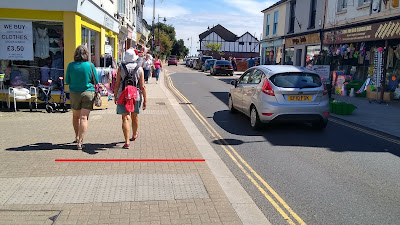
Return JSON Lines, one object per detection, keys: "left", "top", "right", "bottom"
{"left": 154, "top": 60, "right": 161, "bottom": 69}
{"left": 248, "top": 59, "right": 255, "bottom": 68}
{"left": 143, "top": 59, "right": 153, "bottom": 70}
{"left": 65, "top": 61, "right": 98, "bottom": 92}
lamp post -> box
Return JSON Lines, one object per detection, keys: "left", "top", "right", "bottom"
{"left": 157, "top": 14, "right": 166, "bottom": 53}
{"left": 152, "top": 0, "right": 155, "bottom": 56}
{"left": 187, "top": 37, "right": 192, "bottom": 57}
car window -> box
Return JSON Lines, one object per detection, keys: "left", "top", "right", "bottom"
{"left": 239, "top": 70, "right": 253, "bottom": 84}
{"left": 270, "top": 73, "right": 322, "bottom": 88}
{"left": 248, "top": 69, "right": 264, "bottom": 84}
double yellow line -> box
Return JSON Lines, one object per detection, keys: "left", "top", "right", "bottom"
{"left": 166, "top": 75, "right": 306, "bottom": 225}
{"left": 330, "top": 118, "right": 400, "bottom": 145}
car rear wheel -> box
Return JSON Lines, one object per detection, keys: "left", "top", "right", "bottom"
{"left": 312, "top": 120, "right": 328, "bottom": 130}
{"left": 228, "top": 96, "right": 237, "bottom": 113}
{"left": 250, "top": 106, "right": 262, "bottom": 130}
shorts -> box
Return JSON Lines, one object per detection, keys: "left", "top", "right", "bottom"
{"left": 116, "top": 100, "right": 142, "bottom": 114}
{"left": 70, "top": 91, "right": 95, "bottom": 110}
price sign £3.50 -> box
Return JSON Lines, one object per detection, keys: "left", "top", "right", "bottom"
{"left": 0, "top": 20, "right": 34, "bottom": 61}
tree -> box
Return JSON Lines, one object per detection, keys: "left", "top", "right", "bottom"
{"left": 171, "top": 39, "right": 189, "bottom": 59}
{"left": 155, "top": 30, "right": 173, "bottom": 59}
{"left": 204, "top": 43, "right": 222, "bottom": 56}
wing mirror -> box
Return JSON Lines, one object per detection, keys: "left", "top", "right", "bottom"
{"left": 230, "top": 80, "right": 238, "bottom": 86}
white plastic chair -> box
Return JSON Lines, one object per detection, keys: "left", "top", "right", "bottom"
{"left": 8, "top": 87, "right": 37, "bottom": 112}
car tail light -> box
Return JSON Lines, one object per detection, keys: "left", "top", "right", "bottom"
{"left": 324, "top": 112, "right": 329, "bottom": 116}
{"left": 262, "top": 79, "right": 275, "bottom": 96}
{"left": 323, "top": 84, "right": 328, "bottom": 96}
{"left": 262, "top": 113, "right": 274, "bottom": 116}
{"left": 229, "top": 66, "right": 233, "bottom": 69}
{"left": 216, "top": 66, "right": 221, "bottom": 69}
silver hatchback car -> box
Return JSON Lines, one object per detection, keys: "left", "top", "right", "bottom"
{"left": 229, "top": 65, "right": 329, "bottom": 129}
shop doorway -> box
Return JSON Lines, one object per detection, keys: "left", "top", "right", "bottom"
{"left": 296, "top": 49, "right": 303, "bottom": 66}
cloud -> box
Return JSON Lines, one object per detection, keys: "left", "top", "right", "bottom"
{"left": 222, "top": 0, "right": 275, "bottom": 16}
{"left": 142, "top": 0, "right": 270, "bottom": 56}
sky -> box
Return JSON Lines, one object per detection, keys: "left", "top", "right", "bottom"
{"left": 143, "top": 0, "right": 277, "bottom": 56}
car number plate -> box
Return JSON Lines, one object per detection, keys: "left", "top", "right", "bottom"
{"left": 288, "top": 95, "right": 312, "bottom": 101}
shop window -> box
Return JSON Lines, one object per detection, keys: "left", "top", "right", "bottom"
{"left": 305, "top": 45, "right": 321, "bottom": 69}
{"left": 1, "top": 21, "right": 64, "bottom": 90}
{"left": 285, "top": 47, "right": 294, "bottom": 65}
{"left": 81, "top": 27, "right": 100, "bottom": 67}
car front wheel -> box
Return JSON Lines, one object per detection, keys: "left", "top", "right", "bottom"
{"left": 228, "top": 96, "right": 237, "bottom": 113}
{"left": 250, "top": 106, "right": 262, "bottom": 130}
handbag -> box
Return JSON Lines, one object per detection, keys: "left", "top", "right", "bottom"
{"left": 90, "top": 64, "right": 102, "bottom": 107}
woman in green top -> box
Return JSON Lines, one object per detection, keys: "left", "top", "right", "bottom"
{"left": 65, "top": 45, "right": 98, "bottom": 150}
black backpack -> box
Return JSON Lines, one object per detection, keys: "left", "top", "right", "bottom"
{"left": 121, "top": 62, "right": 140, "bottom": 90}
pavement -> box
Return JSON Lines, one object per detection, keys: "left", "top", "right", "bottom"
{"left": 0, "top": 67, "right": 270, "bottom": 225}
{"left": 331, "top": 94, "right": 400, "bottom": 138}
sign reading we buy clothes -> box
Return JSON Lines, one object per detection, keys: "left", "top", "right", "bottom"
{"left": 0, "top": 20, "right": 34, "bottom": 61}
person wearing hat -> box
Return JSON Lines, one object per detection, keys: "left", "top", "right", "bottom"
{"left": 114, "top": 48, "right": 147, "bottom": 149}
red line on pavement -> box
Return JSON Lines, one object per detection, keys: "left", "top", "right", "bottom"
{"left": 55, "top": 159, "right": 206, "bottom": 162}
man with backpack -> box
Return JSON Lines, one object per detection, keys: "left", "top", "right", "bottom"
{"left": 114, "top": 48, "right": 147, "bottom": 149}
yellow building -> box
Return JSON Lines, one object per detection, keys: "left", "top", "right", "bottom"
{"left": 0, "top": 0, "right": 120, "bottom": 104}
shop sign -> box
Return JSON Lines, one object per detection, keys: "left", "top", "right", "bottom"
{"left": 285, "top": 33, "right": 320, "bottom": 47}
{"left": 312, "top": 65, "right": 330, "bottom": 83}
{"left": 104, "top": 15, "right": 116, "bottom": 31}
{"left": 324, "top": 18, "right": 400, "bottom": 44}
{"left": 0, "top": 20, "right": 33, "bottom": 60}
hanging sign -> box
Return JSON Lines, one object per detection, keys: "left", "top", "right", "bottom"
{"left": 0, "top": 20, "right": 34, "bottom": 61}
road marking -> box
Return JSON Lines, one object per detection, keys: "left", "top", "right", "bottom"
{"left": 330, "top": 118, "right": 400, "bottom": 145}
{"left": 166, "top": 75, "right": 306, "bottom": 225}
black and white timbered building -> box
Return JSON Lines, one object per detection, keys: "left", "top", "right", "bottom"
{"left": 199, "top": 24, "right": 260, "bottom": 59}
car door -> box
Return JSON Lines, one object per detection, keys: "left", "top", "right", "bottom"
{"left": 232, "top": 69, "right": 253, "bottom": 112}
{"left": 242, "top": 69, "right": 264, "bottom": 115}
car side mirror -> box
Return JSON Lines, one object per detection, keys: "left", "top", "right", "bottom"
{"left": 231, "top": 80, "right": 238, "bottom": 86}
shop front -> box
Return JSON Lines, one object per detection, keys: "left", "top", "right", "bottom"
{"left": 323, "top": 18, "right": 400, "bottom": 100}
{"left": 284, "top": 32, "right": 321, "bottom": 68}
{"left": 260, "top": 38, "right": 283, "bottom": 65}
{"left": 0, "top": 1, "right": 119, "bottom": 106}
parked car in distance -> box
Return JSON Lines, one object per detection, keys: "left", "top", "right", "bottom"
{"left": 197, "top": 56, "right": 213, "bottom": 70}
{"left": 201, "top": 59, "right": 217, "bottom": 72}
{"left": 189, "top": 58, "right": 197, "bottom": 68}
{"left": 228, "top": 65, "right": 329, "bottom": 130}
{"left": 210, "top": 60, "right": 233, "bottom": 76}
{"left": 168, "top": 57, "right": 178, "bottom": 66}
{"left": 185, "top": 58, "right": 191, "bottom": 67}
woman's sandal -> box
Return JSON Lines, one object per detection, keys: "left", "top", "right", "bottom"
{"left": 77, "top": 143, "right": 84, "bottom": 150}
{"left": 122, "top": 143, "right": 130, "bottom": 149}
{"left": 73, "top": 137, "right": 79, "bottom": 143}
{"left": 129, "top": 131, "right": 139, "bottom": 141}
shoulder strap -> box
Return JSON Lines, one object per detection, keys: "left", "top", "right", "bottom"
{"left": 90, "top": 63, "right": 97, "bottom": 85}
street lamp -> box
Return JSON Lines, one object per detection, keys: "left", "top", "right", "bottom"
{"left": 157, "top": 14, "right": 166, "bottom": 53}
{"left": 187, "top": 37, "right": 192, "bottom": 57}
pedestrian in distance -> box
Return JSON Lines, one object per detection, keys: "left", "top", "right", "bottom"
{"left": 142, "top": 54, "right": 152, "bottom": 84}
{"left": 248, "top": 57, "right": 255, "bottom": 68}
{"left": 154, "top": 55, "right": 162, "bottom": 84}
{"left": 114, "top": 48, "right": 147, "bottom": 149}
{"left": 231, "top": 57, "right": 237, "bottom": 71}
{"left": 65, "top": 45, "right": 98, "bottom": 150}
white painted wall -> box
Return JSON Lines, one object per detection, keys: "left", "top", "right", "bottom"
{"left": 325, "top": 0, "right": 400, "bottom": 29}
{"left": 0, "top": 0, "right": 79, "bottom": 11}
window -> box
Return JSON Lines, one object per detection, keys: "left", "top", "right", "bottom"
{"left": 118, "top": 0, "right": 125, "bottom": 14}
{"left": 249, "top": 42, "right": 252, "bottom": 45}
{"left": 273, "top": 11, "right": 278, "bottom": 35}
{"left": 309, "top": 0, "right": 317, "bottom": 28}
{"left": 270, "top": 73, "right": 322, "bottom": 88}
{"left": 337, "top": 0, "right": 347, "bottom": 12}
{"left": 239, "top": 42, "right": 244, "bottom": 45}
{"left": 289, "top": 1, "right": 296, "bottom": 33}
{"left": 239, "top": 70, "right": 253, "bottom": 84}
{"left": 248, "top": 70, "right": 264, "bottom": 84}
{"left": 266, "top": 14, "right": 270, "bottom": 37}
{"left": 358, "top": 0, "right": 370, "bottom": 6}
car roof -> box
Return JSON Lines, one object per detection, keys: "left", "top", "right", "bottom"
{"left": 205, "top": 59, "right": 216, "bottom": 61}
{"left": 253, "top": 65, "right": 316, "bottom": 77}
